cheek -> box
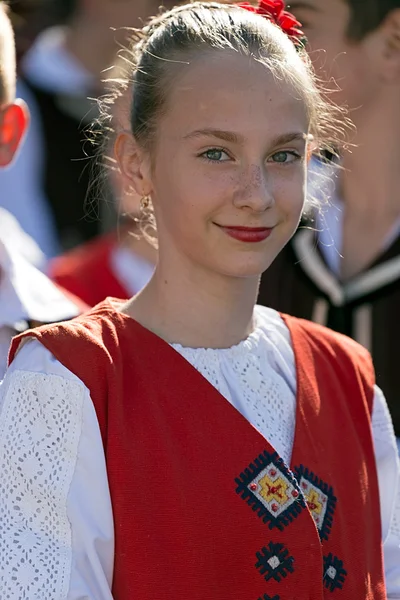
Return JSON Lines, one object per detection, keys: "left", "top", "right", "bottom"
{"left": 155, "top": 158, "right": 232, "bottom": 221}
{"left": 274, "top": 167, "right": 306, "bottom": 217}
{"left": 152, "top": 165, "right": 209, "bottom": 238}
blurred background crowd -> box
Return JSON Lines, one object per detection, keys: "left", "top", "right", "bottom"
{"left": 1, "top": 0, "right": 400, "bottom": 447}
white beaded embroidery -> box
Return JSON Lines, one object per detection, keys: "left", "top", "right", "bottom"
{"left": 0, "top": 370, "right": 84, "bottom": 599}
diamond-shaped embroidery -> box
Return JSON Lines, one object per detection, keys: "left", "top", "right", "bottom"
{"left": 323, "top": 554, "right": 347, "bottom": 592}
{"left": 236, "top": 451, "right": 305, "bottom": 530}
{"left": 293, "top": 466, "right": 336, "bottom": 541}
{"left": 258, "top": 596, "right": 280, "bottom": 600}
{"left": 255, "top": 541, "right": 295, "bottom": 582}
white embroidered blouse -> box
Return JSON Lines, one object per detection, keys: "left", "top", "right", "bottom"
{"left": 0, "top": 305, "right": 399, "bottom": 599}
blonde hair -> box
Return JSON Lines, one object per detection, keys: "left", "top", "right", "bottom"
{"left": 111, "top": 4, "right": 343, "bottom": 147}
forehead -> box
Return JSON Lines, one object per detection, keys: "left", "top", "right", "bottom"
{"left": 161, "top": 52, "right": 309, "bottom": 138}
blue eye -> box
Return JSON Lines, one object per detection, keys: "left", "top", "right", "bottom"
{"left": 269, "top": 151, "right": 300, "bottom": 164}
{"left": 202, "top": 148, "right": 230, "bottom": 162}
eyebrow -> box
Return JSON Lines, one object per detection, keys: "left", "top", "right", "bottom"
{"left": 184, "top": 128, "right": 242, "bottom": 144}
{"left": 184, "top": 128, "right": 308, "bottom": 147}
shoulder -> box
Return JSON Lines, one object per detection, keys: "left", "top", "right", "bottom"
{"left": 9, "top": 299, "right": 128, "bottom": 371}
{"left": 4, "top": 337, "right": 89, "bottom": 413}
{"left": 7, "top": 305, "right": 128, "bottom": 434}
{"left": 281, "top": 313, "right": 375, "bottom": 394}
{"left": 284, "top": 313, "right": 371, "bottom": 358}
{"left": 254, "top": 304, "right": 365, "bottom": 351}
{"left": 255, "top": 305, "right": 373, "bottom": 379}
{"left": 8, "top": 336, "right": 84, "bottom": 380}
{"left": 2, "top": 339, "right": 88, "bottom": 441}
{"left": 254, "top": 304, "right": 371, "bottom": 360}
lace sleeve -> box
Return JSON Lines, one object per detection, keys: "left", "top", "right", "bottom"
{"left": 0, "top": 369, "right": 84, "bottom": 599}
{"left": 385, "top": 489, "right": 400, "bottom": 599}
{"left": 372, "top": 386, "right": 400, "bottom": 598}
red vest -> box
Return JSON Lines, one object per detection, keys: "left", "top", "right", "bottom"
{"left": 10, "top": 299, "right": 385, "bottom": 600}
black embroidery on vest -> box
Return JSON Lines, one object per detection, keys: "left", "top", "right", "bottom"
{"left": 255, "top": 542, "right": 295, "bottom": 583}
{"left": 258, "top": 595, "right": 280, "bottom": 600}
{"left": 293, "top": 465, "right": 336, "bottom": 541}
{"left": 323, "top": 554, "right": 347, "bottom": 592}
{"left": 235, "top": 451, "right": 305, "bottom": 530}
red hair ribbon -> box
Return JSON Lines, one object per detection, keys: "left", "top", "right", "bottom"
{"left": 238, "top": 0, "right": 306, "bottom": 48}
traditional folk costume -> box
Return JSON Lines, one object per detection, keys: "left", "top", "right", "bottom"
{"left": 258, "top": 161, "right": 400, "bottom": 440}
{"left": 49, "top": 232, "right": 154, "bottom": 306}
{"left": 0, "top": 298, "right": 399, "bottom": 599}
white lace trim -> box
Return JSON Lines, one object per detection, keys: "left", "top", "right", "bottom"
{"left": 0, "top": 370, "right": 84, "bottom": 599}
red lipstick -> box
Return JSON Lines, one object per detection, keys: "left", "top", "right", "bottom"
{"left": 218, "top": 225, "right": 273, "bottom": 243}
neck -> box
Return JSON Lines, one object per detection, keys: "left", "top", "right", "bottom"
{"left": 121, "top": 228, "right": 158, "bottom": 265}
{"left": 340, "top": 91, "right": 400, "bottom": 218}
{"left": 125, "top": 254, "right": 259, "bottom": 349}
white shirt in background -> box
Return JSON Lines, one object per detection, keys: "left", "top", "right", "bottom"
{"left": 0, "top": 209, "right": 81, "bottom": 377}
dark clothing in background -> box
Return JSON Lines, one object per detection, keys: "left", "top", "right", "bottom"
{"left": 258, "top": 226, "right": 400, "bottom": 435}
{"left": 22, "top": 77, "right": 101, "bottom": 251}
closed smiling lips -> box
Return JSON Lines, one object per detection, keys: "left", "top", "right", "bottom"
{"left": 215, "top": 224, "right": 275, "bottom": 243}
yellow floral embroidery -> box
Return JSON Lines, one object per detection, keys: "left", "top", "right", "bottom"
{"left": 306, "top": 489, "right": 323, "bottom": 515}
{"left": 259, "top": 474, "right": 289, "bottom": 505}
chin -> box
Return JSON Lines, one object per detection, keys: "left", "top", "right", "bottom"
{"left": 219, "top": 256, "right": 277, "bottom": 280}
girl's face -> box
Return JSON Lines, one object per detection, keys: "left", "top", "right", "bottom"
{"left": 130, "top": 51, "right": 309, "bottom": 280}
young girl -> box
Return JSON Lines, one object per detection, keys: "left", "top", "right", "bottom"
{"left": 1, "top": 2, "right": 399, "bottom": 599}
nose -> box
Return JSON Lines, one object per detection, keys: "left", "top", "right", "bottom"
{"left": 232, "top": 164, "right": 274, "bottom": 212}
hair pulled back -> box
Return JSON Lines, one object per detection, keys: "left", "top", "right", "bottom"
{"left": 101, "top": 1, "right": 346, "bottom": 158}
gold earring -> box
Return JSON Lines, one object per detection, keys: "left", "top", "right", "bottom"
{"left": 140, "top": 195, "right": 151, "bottom": 211}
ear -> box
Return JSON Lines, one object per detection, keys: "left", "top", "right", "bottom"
{"left": 380, "top": 9, "right": 400, "bottom": 82}
{"left": 0, "top": 100, "right": 29, "bottom": 167}
{"left": 114, "top": 131, "right": 153, "bottom": 197}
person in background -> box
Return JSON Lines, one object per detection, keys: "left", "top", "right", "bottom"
{"left": 48, "top": 62, "right": 157, "bottom": 306}
{"left": 0, "top": 0, "right": 175, "bottom": 257}
{"left": 6, "top": 0, "right": 51, "bottom": 60}
{"left": 0, "top": 2, "right": 86, "bottom": 377}
{"left": 1, "top": 2, "right": 399, "bottom": 597}
{"left": 258, "top": 0, "right": 400, "bottom": 446}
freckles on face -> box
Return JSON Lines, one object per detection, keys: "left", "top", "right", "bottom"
{"left": 148, "top": 51, "right": 309, "bottom": 276}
